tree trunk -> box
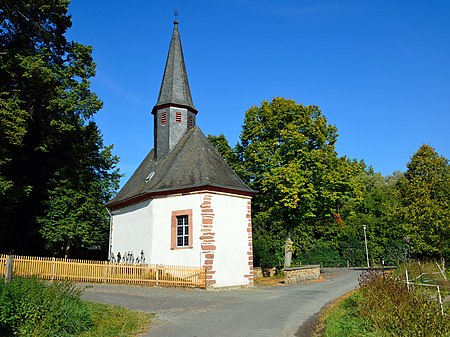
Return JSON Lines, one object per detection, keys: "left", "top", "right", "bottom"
{"left": 284, "top": 226, "right": 294, "bottom": 268}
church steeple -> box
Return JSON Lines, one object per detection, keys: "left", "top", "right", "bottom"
{"left": 152, "top": 20, "right": 197, "bottom": 161}
{"left": 153, "top": 20, "right": 196, "bottom": 113}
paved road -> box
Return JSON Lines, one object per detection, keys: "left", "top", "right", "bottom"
{"left": 82, "top": 268, "right": 361, "bottom": 337}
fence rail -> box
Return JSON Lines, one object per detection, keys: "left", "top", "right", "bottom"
{"left": 0, "top": 255, "right": 206, "bottom": 288}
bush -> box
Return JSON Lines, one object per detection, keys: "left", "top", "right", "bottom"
{"left": 357, "top": 270, "right": 450, "bottom": 336}
{"left": 300, "top": 242, "right": 346, "bottom": 267}
{"left": 339, "top": 236, "right": 365, "bottom": 267}
{"left": 253, "top": 236, "right": 285, "bottom": 268}
{"left": 0, "top": 277, "right": 92, "bottom": 336}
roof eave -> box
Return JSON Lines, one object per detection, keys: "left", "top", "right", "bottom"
{"left": 152, "top": 102, "right": 198, "bottom": 115}
{"left": 107, "top": 184, "right": 254, "bottom": 210}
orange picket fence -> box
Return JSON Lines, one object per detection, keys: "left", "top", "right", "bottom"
{"left": 0, "top": 254, "right": 206, "bottom": 288}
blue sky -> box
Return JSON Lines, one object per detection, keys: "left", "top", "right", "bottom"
{"left": 67, "top": 1, "right": 450, "bottom": 185}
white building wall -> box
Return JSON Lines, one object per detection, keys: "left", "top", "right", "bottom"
{"left": 211, "top": 194, "right": 251, "bottom": 287}
{"left": 110, "top": 191, "right": 253, "bottom": 288}
{"left": 110, "top": 199, "right": 153, "bottom": 263}
{"left": 150, "top": 194, "right": 203, "bottom": 267}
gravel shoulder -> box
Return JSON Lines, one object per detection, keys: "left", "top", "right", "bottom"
{"left": 81, "top": 268, "right": 361, "bottom": 337}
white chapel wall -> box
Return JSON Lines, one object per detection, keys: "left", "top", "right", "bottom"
{"left": 110, "top": 199, "right": 153, "bottom": 263}
{"left": 110, "top": 191, "right": 253, "bottom": 288}
{"left": 211, "top": 194, "right": 251, "bottom": 287}
{"left": 150, "top": 194, "right": 203, "bottom": 267}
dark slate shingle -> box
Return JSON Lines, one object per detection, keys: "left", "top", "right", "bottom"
{"left": 154, "top": 21, "right": 196, "bottom": 112}
{"left": 107, "top": 127, "right": 253, "bottom": 208}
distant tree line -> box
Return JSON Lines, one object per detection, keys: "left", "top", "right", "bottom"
{"left": 209, "top": 98, "right": 450, "bottom": 267}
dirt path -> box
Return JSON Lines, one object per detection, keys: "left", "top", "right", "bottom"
{"left": 81, "top": 268, "right": 361, "bottom": 337}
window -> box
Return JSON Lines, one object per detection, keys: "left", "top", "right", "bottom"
{"left": 171, "top": 209, "right": 193, "bottom": 249}
{"left": 176, "top": 215, "right": 189, "bottom": 247}
{"left": 175, "top": 112, "right": 182, "bottom": 123}
{"left": 161, "top": 112, "right": 167, "bottom": 125}
{"left": 145, "top": 171, "right": 155, "bottom": 183}
{"left": 189, "top": 115, "right": 194, "bottom": 127}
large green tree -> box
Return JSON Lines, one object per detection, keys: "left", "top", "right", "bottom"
{"left": 398, "top": 144, "right": 450, "bottom": 260}
{"left": 237, "top": 98, "right": 365, "bottom": 266}
{"left": 0, "top": 0, "right": 120, "bottom": 257}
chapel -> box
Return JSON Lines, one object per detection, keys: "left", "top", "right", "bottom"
{"left": 106, "top": 19, "right": 254, "bottom": 288}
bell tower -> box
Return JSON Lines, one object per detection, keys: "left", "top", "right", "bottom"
{"left": 152, "top": 19, "right": 197, "bottom": 160}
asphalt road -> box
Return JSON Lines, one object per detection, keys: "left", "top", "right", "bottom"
{"left": 81, "top": 268, "right": 361, "bottom": 337}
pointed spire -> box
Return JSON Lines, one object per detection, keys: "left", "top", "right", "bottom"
{"left": 153, "top": 20, "right": 197, "bottom": 113}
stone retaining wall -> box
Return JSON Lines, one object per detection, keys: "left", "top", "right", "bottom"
{"left": 254, "top": 267, "right": 280, "bottom": 278}
{"left": 283, "top": 265, "right": 320, "bottom": 284}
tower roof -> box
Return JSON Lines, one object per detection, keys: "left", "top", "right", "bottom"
{"left": 153, "top": 21, "right": 197, "bottom": 114}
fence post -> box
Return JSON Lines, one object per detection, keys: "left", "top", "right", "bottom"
{"left": 405, "top": 269, "right": 410, "bottom": 292}
{"left": 436, "top": 261, "right": 447, "bottom": 281}
{"left": 156, "top": 266, "right": 159, "bottom": 286}
{"left": 51, "top": 257, "right": 55, "bottom": 281}
{"left": 437, "top": 286, "right": 444, "bottom": 316}
{"left": 5, "top": 255, "right": 13, "bottom": 283}
{"left": 103, "top": 261, "right": 107, "bottom": 284}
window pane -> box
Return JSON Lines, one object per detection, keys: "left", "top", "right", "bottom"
{"left": 177, "top": 237, "right": 183, "bottom": 246}
{"left": 184, "top": 236, "right": 189, "bottom": 246}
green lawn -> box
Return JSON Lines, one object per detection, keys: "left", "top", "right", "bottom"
{"left": 80, "top": 302, "right": 153, "bottom": 337}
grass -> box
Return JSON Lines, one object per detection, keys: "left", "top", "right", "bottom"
{"left": 80, "top": 302, "right": 153, "bottom": 337}
{"left": 317, "top": 292, "right": 379, "bottom": 337}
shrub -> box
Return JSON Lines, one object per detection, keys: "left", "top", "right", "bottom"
{"left": 0, "top": 277, "right": 92, "bottom": 336}
{"left": 339, "top": 235, "right": 365, "bottom": 267}
{"left": 300, "top": 242, "right": 346, "bottom": 267}
{"left": 357, "top": 270, "right": 450, "bottom": 336}
{"left": 253, "top": 236, "right": 285, "bottom": 268}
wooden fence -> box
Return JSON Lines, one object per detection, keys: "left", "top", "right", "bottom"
{"left": 0, "top": 255, "right": 206, "bottom": 288}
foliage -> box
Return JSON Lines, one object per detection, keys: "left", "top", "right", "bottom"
{"left": 207, "top": 134, "right": 243, "bottom": 175}
{"left": 0, "top": 0, "right": 120, "bottom": 256}
{"left": 208, "top": 104, "right": 450, "bottom": 269}
{"left": 343, "top": 170, "right": 406, "bottom": 266}
{"left": 237, "top": 98, "right": 365, "bottom": 265}
{"left": 397, "top": 144, "right": 450, "bottom": 260}
{"left": 299, "top": 241, "right": 346, "bottom": 267}
{"left": 0, "top": 277, "right": 92, "bottom": 336}
{"left": 323, "top": 270, "right": 449, "bottom": 337}
{"left": 79, "top": 302, "right": 152, "bottom": 337}
{"left": 339, "top": 235, "right": 366, "bottom": 267}
{"left": 358, "top": 270, "right": 450, "bottom": 336}
{"left": 253, "top": 233, "right": 285, "bottom": 268}
{"left": 322, "top": 293, "right": 378, "bottom": 337}
{"left": 251, "top": 211, "right": 286, "bottom": 268}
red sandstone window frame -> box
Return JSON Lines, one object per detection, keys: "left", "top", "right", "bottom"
{"left": 171, "top": 209, "right": 193, "bottom": 249}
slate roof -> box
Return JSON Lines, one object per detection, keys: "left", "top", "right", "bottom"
{"left": 153, "top": 21, "right": 196, "bottom": 113}
{"left": 107, "top": 127, "right": 254, "bottom": 208}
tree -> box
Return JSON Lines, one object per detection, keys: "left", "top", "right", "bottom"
{"left": 343, "top": 170, "right": 405, "bottom": 266}
{"left": 237, "top": 98, "right": 364, "bottom": 266}
{"left": 0, "top": 0, "right": 120, "bottom": 257}
{"left": 398, "top": 144, "right": 450, "bottom": 260}
{"left": 207, "top": 134, "right": 242, "bottom": 175}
